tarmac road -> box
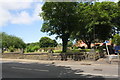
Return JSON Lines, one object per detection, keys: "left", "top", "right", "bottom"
{"left": 1, "top": 59, "right": 119, "bottom": 79}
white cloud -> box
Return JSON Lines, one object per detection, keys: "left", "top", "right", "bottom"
{"left": 33, "top": 3, "right": 43, "bottom": 20}
{"left": 1, "top": 0, "right": 118, "bottom": 27}
{"left": 0, "top": 2, "right": 31, "bottom": 10}
{"left": 10, "top": 3, "right": 43, "bottom": 24}
{"left": 114, "top": 0, "right": 119, "bottom": 2}
{"left": 11, "top": 11, "right": 32, "bottom": 24}
{"left": 0, "top": 1, "right": 43, "bottom": 27}
{"left": 0, "top": 0, "right": 44, "bottom": 2}
{"left": 0, "top": 7, "right": 11, "bottom": 26}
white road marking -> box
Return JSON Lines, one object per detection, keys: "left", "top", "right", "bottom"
{"left": 18, "top": 62, "right": 28, "bottom": 64}
{"left": 2, "top": 61, "right": 13, "bottom": 63}
{"left": 34, "top": 69, "right": 49, "bottom": 72}
{"left": 12, "top": 67, "right": 49, "bottom": 72}
{"left": 18, "top": 62, "right": 33, "bottom": 64}
{"left": 75, "top": 72, "right": 118, "bottom": 77}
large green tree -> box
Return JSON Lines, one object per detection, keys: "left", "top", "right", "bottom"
{"left": 1, "top": 32, "right": 26, "bottom": 52}
{"left": 73, "top": 2, "right": 118, "bottom": 49}
{"left": 39, "top": 37, "right": 58, "bottom": 48}
{"left": 40, "top": 2, "right": 78, "bottom": 52}
{"left": 112, "top": 1, "right": 120, "bottom": 32}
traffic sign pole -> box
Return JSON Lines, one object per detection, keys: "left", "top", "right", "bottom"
{"left": 104, "top": 41, "right": 111, "bottom": 63}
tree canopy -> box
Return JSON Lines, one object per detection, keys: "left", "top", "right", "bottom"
{"left": 112, "top": 34, "right": 120, "bottom": 46}
{"left": 67, "top": 41, "right": 73, "bottom": 47}
{"left": 72, "top": 2, "right": 119, "bottom": 48}
{"left": 40, "top": 1, "right": 120, "bottom": 50}
{"left": 26, "top": 42, "right": 40, "bottom": 52}
{"left": 39, "top": 37, "right": 58, "bottom": 48}
{"left": 41, "top": 2, "right": 79, "bottom": 52}
{"left": 1, "top": 32, "right": 26, "bottom": 49}
{"left": 1, "top": 32, "right": 26, "bottom": 52}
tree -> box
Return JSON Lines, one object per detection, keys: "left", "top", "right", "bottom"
{"left": 67, "top": 41, "right": 73, "bottom": 47}
{"left": 112, "top": 34, "right": 120, "bottom": 46}
{"left": 1, "top": 32, "right": 26, "bottom": 52}
{"left": 40, "top": 2, "right": 79, "bottom": 52}
{"left": 112, "top": 1, "right": 120, "bottom": 32}
{"left": 53, "top": 40, "right": 58, "bottom": 47}
{"left": 26, "top": 42, "right": 40, "bottom": 52}
{"left": 39, "top": 37, "right": 57, "bottom": 48}
{"left": 73, "top": 2, "right": 118, "bottom": 49}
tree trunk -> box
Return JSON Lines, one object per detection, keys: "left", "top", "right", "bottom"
{"left": 86, "top": 42, "right": 91, "bottom": 49}
{"left": 2, "top": 48, "right": 4, "bottom": 53}
{"left": 61, "top": 37, "right": 68, "bottom": 61}
{"left": 62, "top": 37, "right": 68, "bottom": 53}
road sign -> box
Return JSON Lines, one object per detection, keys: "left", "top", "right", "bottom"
{"left": 114, "top": 46, "right": 120, "bottom": 53}
{"left": 104, "top": 41, "right": 110, "bottom": 43}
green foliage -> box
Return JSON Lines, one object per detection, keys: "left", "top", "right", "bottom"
{"left": 53, "top": 40, "right": 58, "bottom": 47}
{"left": 41, "top": 2, "right": 120, "bottom": 50}
{"left": 67, "top": 41, "right": 73, "bottom": 47}
{"left": 112, "top": 34, "right": 120, "bottom": 46}
{"left": 112, "top": 1, "right": 120, "bottom": 30}
{"left": 73, "top": 46, "right": 78, "bottom": 50}
{"left": 41, "top": 2, "right": 79, "bottom": 52}
{"left": 26, "top": 42, "right": 40, "bottom": 52}
{"left": 66, "top": 49, "right": 91, "bottom": 54}
{"left": 94, "top": 2, "right": 118, "bottom": 40}
{"left": 67, "top": 49, "right": 80, "bottom": 54}
{"left": 9, "top": 46, "right": 14, "bottom": 52}
{"left": 1, "top": 32, "right": 26, "bottom": 52}
{"left": 53, "top": 50, "right": 62, "bottom": 53}
{"left": 39, "top": 37, "right": 58, "bottom": 48}
{"left": 72, "top": 2, "right": 118, "bottom": 49}
{"left": 53, "top": 49, "right": 91, "bottom": 53}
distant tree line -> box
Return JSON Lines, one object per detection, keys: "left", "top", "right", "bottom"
{"left": 26, "top": 37, "right": 58, "bottom": 52}
{"left": 1, "top": 32, "right": 26, "bottom": 52}
{"left": 1, "top": 32, "right": 58, "bottom": 53}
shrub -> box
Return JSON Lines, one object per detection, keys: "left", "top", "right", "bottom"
{"left": 9, "top": 46, "right": 14, "bottom": 52}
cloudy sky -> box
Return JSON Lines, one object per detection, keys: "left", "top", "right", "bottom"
{"left": 0, "top": 0, "right": 119, "bottom": 43}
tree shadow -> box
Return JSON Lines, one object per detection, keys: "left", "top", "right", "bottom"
{"left": 2, "top": 62, "right": 117, "bottom": 80}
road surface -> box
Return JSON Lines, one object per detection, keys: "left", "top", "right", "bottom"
{"left": 1, "top": 59, "right": 119, "bottom": 79}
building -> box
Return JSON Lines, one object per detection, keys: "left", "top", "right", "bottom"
{"left": 74, "top": 40, "right": 112, "bottom": 48}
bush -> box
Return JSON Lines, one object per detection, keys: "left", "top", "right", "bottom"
{"left": 52, "top": 49, "right": 92, "bottom": 54}
{"left": 9, "top": 46, "right": 14, "bottom": 52}
{"left": 73, "top": 46, "right": 78, "bottom": 49}
{"left": 53, "top": 50, "right": 62, "bottom": 53}
{"left": 26, "top": 42, "right": 40, "bottom": 52}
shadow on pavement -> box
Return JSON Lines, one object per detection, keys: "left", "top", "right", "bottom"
{"left": 2, "top": 62, "right": 118, "bottom": 80}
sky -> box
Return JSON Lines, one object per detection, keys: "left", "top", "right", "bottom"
{"left": 0, "top": 0, "right": 119, "bottom": 43}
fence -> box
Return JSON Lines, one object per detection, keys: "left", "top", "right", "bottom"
{"left": 2, "top": 50, "right": 100, "bottom": 61}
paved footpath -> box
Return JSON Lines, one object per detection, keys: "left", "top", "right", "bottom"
{"left": 1, "top": 58, "right": 119, "bottom": 78}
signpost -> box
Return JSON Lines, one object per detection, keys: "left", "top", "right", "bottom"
{"left": 103, "top": 41, "right": 120, "bottom": 64}
{"left": 104, "top": 40, "right": 110, "bottom": 56}
{"left": 104, "top": 41, "right": 112, "bottom": 63}
{"left": 114, "top": 46, "right": 120, "bottom": 60}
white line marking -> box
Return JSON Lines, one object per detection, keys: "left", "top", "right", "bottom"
{"left": 12, "top": 67, "right": 49, "bottom": 72}
{"left": 34, "top": 69, "right": 49, "bottom": 72}
{"left": 75, "top": 72, "right": 118, "bottom": 77}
